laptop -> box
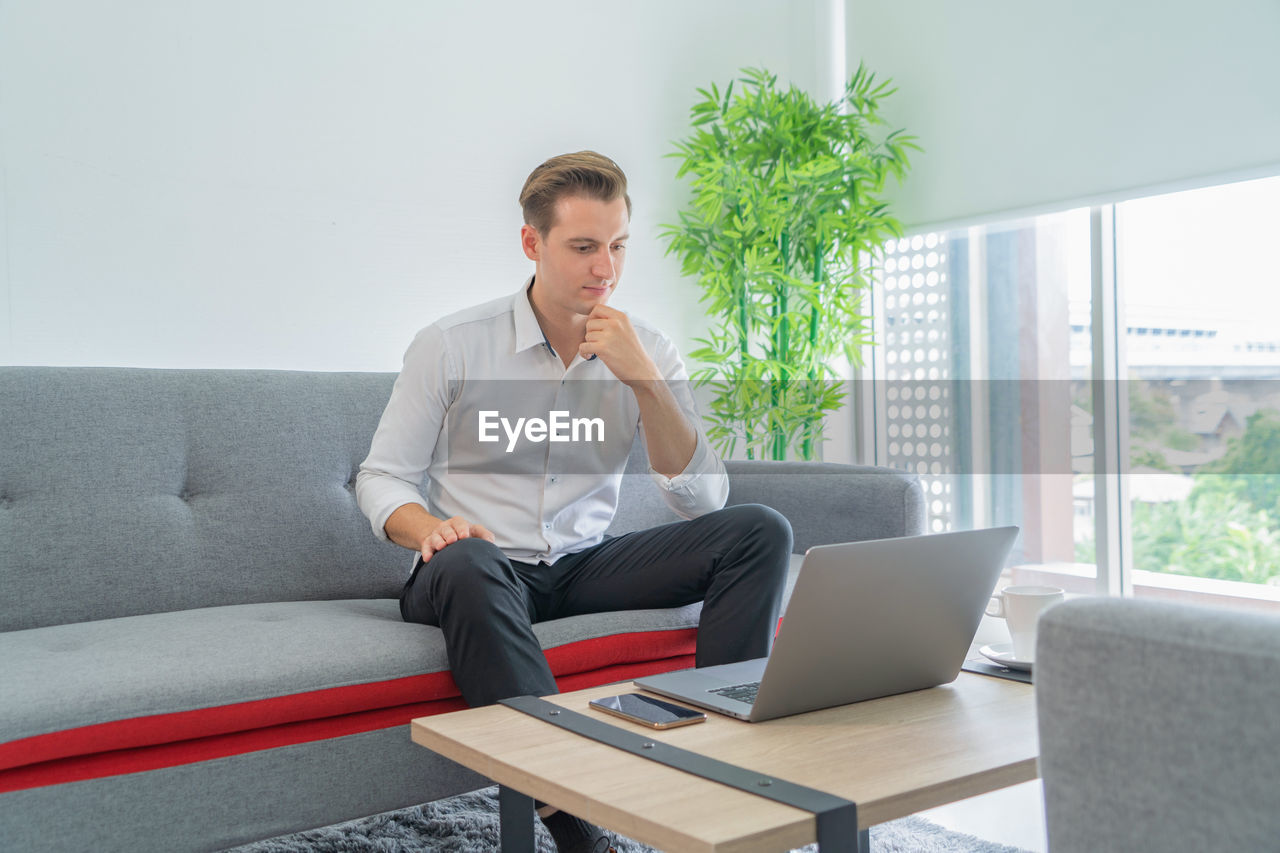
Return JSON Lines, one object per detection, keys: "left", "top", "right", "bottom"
{"left": 634, "top": 526, "right": 1019, "bottom": 722}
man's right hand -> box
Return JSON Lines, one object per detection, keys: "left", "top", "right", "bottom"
{"left": 383, "top": 504, "right": 497, "bottom": 562}
{"left": 420, "top": 516, "right": 496, "bottom": 563}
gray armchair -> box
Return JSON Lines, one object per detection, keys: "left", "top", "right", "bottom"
{"left": 1035, "top": 597, "right": 1280, "bottom": 852}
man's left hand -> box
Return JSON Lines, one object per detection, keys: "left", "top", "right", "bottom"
{"left": 579, "top": 304, "right": 661, "bottom": 386}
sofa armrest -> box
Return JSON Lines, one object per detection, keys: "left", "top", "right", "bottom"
{"left": 1035, "top": 597, "right": 1280, "bottom": 853}
{"left": 722, "top": 461, "right": 925, "bottom": 553}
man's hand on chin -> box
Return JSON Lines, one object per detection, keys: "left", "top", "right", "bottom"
{"left": 578, "top": 304, "right": 661, "bottom": 386}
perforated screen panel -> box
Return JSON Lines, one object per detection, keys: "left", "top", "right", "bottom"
{"left": 876, "top": 234, "right": 956, "bottom": 532}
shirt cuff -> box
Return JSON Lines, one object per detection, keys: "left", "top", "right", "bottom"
{"left": 648, "top": 430, "right": 713, "bottom": 491}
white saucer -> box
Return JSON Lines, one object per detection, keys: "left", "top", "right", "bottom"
{"left": 979, "top": 643, "right": 1033, "bottom": 672}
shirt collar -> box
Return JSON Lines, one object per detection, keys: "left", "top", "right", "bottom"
{"left": 511, "top": 276, "right": 597, "bottom": 361}
{"left": 512, "top": 276, "right": 554, "bottom": 355}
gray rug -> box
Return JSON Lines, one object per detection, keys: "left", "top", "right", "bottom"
{"left": 227, "top": 786, "right": 1028, "bottom": 852}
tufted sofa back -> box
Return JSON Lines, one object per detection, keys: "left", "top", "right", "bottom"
{"left": 0, "top": 368, "right": 410, "bottom": 631}
{"left": 1, "top": 367, "right": 925, "bottom": 633}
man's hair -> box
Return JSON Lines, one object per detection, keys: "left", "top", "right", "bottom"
{"left": 519, "top": 151, "right": 631, "bottom": 235}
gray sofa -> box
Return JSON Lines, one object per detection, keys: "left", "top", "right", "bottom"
{"left": 1036, "top": 597, "right": 1280, "bottom": 852}
{"left": 0, "top": 366, "right": 925, "bottom": 852}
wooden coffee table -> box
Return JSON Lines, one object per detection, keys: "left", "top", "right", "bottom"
{"left": 410, "top": 674, "right": 1037, "bottom": 852}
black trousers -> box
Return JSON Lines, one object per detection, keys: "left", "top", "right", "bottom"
{"left": 400, "top": 503, "right": 793, "bottom": 707}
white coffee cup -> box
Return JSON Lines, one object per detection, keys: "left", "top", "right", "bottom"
{"left": 985, "top": 585, "right": 1065, "bottom": 662}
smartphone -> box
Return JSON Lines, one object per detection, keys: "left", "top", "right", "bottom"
{"left": 588, "top": 693, "right": 707, "bottom": 729}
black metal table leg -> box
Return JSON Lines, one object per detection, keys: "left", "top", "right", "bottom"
{"left": 815, "top": 797, "right": 862, "bottom": 850}
{"left": 499, "top": 784, "right": 535, "bottom": 853}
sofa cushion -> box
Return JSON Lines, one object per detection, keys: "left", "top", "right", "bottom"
{"left": 0, "top": 596, "right": 707, "bottom": 791}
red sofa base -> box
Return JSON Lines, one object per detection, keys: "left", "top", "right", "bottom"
{"left": 1, "top": 651, "right": 696, "bottom": 794}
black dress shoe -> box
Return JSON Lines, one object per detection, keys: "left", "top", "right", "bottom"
{"left": 540, "top": 808, "right": 614, "bottom": 853}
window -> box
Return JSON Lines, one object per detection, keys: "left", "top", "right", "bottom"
{"left": 873, "top": 210, "right": 1094, "bottom": 583}
{"left": 1113, "top": 176, "right": 1280, "bottom": 610}
{"left": 870, "top": 175, "right": 1280, "bottom": 610}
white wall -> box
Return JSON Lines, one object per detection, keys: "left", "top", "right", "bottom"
{"left": 0, "top": 0, "right": 823, "bottom": 370}
{"left": 847, "top": 0, "right": 1280, "bottom": 231}
{"left": 21, "top": 2, "right": 1272, "bottom": 365}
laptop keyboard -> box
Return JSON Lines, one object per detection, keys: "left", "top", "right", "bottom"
{"left": 710, "top": 682, "right": 760, "bottom": 705}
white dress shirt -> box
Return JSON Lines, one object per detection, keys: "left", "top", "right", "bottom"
{"left": 356, "top": 280, "right": 728, "bottom": 564}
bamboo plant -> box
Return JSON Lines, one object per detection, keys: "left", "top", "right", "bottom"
{"left": 662, "top": 65, "right": 917, "bottom": 460}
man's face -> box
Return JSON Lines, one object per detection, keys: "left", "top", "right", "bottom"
{"left": 522, "top": 195, "right": 630, "bottom": 319}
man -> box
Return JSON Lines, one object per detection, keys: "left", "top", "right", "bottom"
{"left": 356, "top": 151, "right": 791, "bottom": 853}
